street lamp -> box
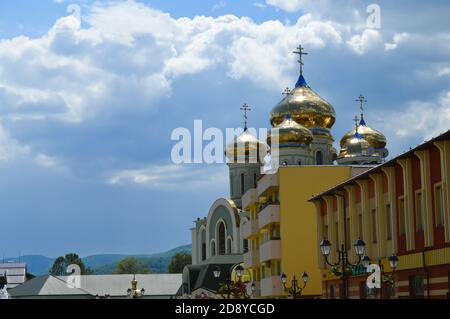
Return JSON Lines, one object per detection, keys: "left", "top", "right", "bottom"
{"left": 364, "top": 254, "right": 399, "bottom": 299}
{"left": 281, "top": 272, "right": 308, "bottom": 298}
{"left": 213, "top": 264, "right": 251, "bottom": 299}
{"left": 319, "top": 238, "right": 366, "bottom": 299}
{"left": 127, "top": 275, "right": 145, "bottom": 299}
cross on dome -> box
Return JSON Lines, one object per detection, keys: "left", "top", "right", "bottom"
{"left": 293, "top": 44, "right": 308, "bottom": 76}
{"left": 240, "top": 103, "right": 251, "bottom": 131}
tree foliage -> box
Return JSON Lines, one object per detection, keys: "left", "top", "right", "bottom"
{"left": 49, "top": 253, "right": 93, "bottom": 276}
{"left": 115, "top": 257, "right": 150, "bottom": 274}
{"left": 168, "top": 252, "right": 192, "bottom": 274}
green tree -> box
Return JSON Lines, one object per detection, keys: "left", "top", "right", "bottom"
{"left": 168, "top": 252, "right": 192, "bottom": 274}
{"left": 49, "top": 253, "right": 93, "bottom": 276}
{"left": 115, "top": 257, "right": 150, "bottom": 274}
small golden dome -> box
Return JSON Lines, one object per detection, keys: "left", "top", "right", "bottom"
{"left": 267, "top": 114, "right": 313, "bottom": 146}
{"left": 270, "top": 75, "right": 336, "bottom": 129}
{"left": 346, "top": 131, "right": 371, "bottom": 157}
{"left": 225, "top": 129, "right": 267, "bottom": 163}
{"left": 339, "top": 116, "right": 387, "bottom": 154}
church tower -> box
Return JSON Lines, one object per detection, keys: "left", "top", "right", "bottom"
{"left": 225, "top": 104, "right": 267, "bottom": 208}
{"left": 337, "top": 95, "right": 389, "bottom": 165}
{"left": 269, "top": 45, "right": 337, "bottom": 166}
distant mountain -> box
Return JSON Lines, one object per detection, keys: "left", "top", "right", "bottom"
{"left": 6, "top": 244, "right": 192, "bottom": 275}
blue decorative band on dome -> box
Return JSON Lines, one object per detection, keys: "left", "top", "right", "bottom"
{"left": 295, "top": 74, "right": 308, "bottom": 88}
{"left": 359, "top": 117, "right": 366, "bottom": 126}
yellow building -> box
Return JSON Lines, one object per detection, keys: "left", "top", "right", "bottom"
{"left": 242, "top": 166, "right": 367, "bottom": 297}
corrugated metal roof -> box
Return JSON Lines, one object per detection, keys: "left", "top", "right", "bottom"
{"left": 57, "top": 274, "right": 182, "bottom": 297}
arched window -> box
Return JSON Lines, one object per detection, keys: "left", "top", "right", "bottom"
{"left": 226, "top": 238, "right": 232, "bottom": 254}
{"left": 282, "top": 161, "right": 288, "bottom": 166}
{"left": 201, "top": 243, "right": 206, "bottom": 261}
{"left": 218, "top": 222, "right": 226, "bottom": 255}
{"left": 210, "top": 240, "right": 216, "bottom": 256}
{"left": 240, "top": 173, "right": 245, "bottom": 194}
{"left": 253, "top": 173, "right": 257, "bottom": 188}
{"left": 316, "top": 151, "right": 324, "bottom": 165}
{"left": 243, "top": 239, "right": 249, "bottom": 253}
{"left": 298, "top": 160, "right": 302, "bottom": 166}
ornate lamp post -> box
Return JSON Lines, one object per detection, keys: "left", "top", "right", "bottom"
{"left": 213, "top": 264, "right": 254, "bottom": 299}
{"left": 319, "top": 238, "right": 366, "bottom": 299}
{"left": 127, "top": 275, "right": 145, "bottom": 299}
{"left": 363, "top": 254, "right": 399, "bottom": 298}
{"left": 281, "top": 272, "right": 308, "bottom": 298}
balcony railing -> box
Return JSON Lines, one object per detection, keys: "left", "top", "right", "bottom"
{"left": 258, "top": 204, "right": 280, "bottom": 229}
{"left": 243, "top": 249, "right": 260, "bottom": 268}
{"left": 259, "top": 239, "right": 281, "bottom": 262}
{"left": 257, "top": 174, "right": 279, "bottom": 196}
{"left": 242, "top": 188, "right": 258, "bottom": 210}
{"left": 242, "top": 219, "right": 259, "bottom": 239}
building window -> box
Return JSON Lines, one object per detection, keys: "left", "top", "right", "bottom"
{"left": 298, "top": 160, "right": 302, "bottom": 166}
{"left": 329, "top": 285, "right": 336, "bottom": 299}
{"left": 409, "top": 275, "right": 425, "bottom": 298}
{"left": 358, "top": 213, "right": 363, "bottom": 238}
{"left": 386, "top": 204, "right": 393, "bottom": 240}
{"left": 201, "top": 243, "right": 206, "bottom": 261}
{"left": 316, "top": 151, "right": 324, "bottom": 165}
{"left": 416, "top": 192, "right": 424, "bottom": 231}
{"left": 243, "top": 239, "right": 249, "bottom": 253}
{"left": 372, "top": 209, "right": 377, "bottom": 244}
{"left": 211, "top": 241, "right": 216, "bottom": 256}
{"left": 399, "top": 198, "right": 406, "bottom": 235}
{"left": 226, "top": 238, "right": 232, "bottom": 254}
{"left": 218, "top": 222, "right": 226, "bottom": 255}
{"left": 345, "top": 217, "right": 350, "bottom": 250}
{"left": 253, "top": 173, "right": 257, "bottom": 188}
{"left": 240, "top": 173, "right": 245, "bottom": 195}
{"left": 359, "top": 281, "right": 368, "bottom": 299}
{"left": 435, "top": 185, "right": 445, "bottom": 226}
{"left": 335, "top": 222, "right": 339, "bottom": 252}
{"left": 282, "top": 161, "right": 288, "bottom": 166}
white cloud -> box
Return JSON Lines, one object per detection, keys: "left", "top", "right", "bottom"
{"left": 382, "top": 90, "right": 450, "bottom": 141}
{"left": 437, "top": 67, "right": 450, "bottom": 77}
{"left": 265, "top": 0, "right": 316, "bottom": 12}
{"left": 108, "top": 163, "right": 228, "bottom": 191}
{"left": 384, "top": 32, "right": 409, "bottom": 51}
{"left": 253, "top": 2, "right": 266, "bottom": 9}
{"left": 347, "top": 29, "right": 382, "bottom": 55}
{"left": 35, "top": 153, "right": 58, "bottom": 168}
{"left": 0, "top": 123, "right": 31, "bottom": 162}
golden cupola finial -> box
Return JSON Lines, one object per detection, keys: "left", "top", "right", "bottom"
{"left": 225, "top": 103, "right": 268, "bottom": 163}
{"left": 267, "top": 88, "right": 313, "bottom": 147}
{"left": 270, "top": 44, "right": 336, "bottom": 134}
{"left": 339, "top": 95, "right": 387, "bottom": 158}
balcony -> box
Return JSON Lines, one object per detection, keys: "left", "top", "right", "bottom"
{"left": 257, "top": 174, "right": 279, "bottom": 196}
{"left": 258, "top": 204, "right": 280, "bottom": 229}
{"left": 242, "top": 188, "right": 258, "bottom": 210}
{"left": 242, "top": 219, "right": 259, "bottom": 239}
{"left": 259, "top": 239, "right": 281, "bottom": 262}
{"left": 243, "top": 249, "right": 260, "bottom": 268}
{"left": 260, "top": 276, "right": 283, "bottom": 297}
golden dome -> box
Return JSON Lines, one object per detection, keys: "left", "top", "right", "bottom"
{"left": 225, "top": 129, "right": 268, "bottom": 163}
{"left": 339, "top": 116, "right": 387, "bottom": 157}
{"left": 345, "top": 131, "right": 371, "bottom": 157}
{"left": 270, "top": 75, "right": 336, "bottom": 130}
{"left": 267, "top": 114, "right": 313, "bottom": 146}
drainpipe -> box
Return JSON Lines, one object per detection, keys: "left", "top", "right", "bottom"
{"left": 422, "top": 248, "right": 430, "bottom": 298}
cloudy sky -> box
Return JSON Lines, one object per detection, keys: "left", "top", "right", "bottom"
{"left": 1, "top": 0, "right": 449, "bottom": 257}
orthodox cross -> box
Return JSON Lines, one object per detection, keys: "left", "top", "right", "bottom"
{"left": 240, "top": 103, "right": 251, "bottom": 130}
{"left": 282, "top": 87, "right": 293, "bottom": 97}
{"left": 356, "top": 94, "right": 367, "bottom": 116}
{"left": 353, "top": 115, "right": 359, "bottom": 129}
{"left": 293, "top": 44, "right": 308, "bottom": 76}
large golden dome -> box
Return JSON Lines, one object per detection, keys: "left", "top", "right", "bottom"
{"left": 270, "top": 75, "right": 336, "bottom": 129}
{"left": 267, "top": 114, "right": 313, "bottom": 147}
{"left": 339, "top": 116, "right": 386, "bottom": 157}
{"left": 225, "top": 129, "right": 268, "bottom": 163}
